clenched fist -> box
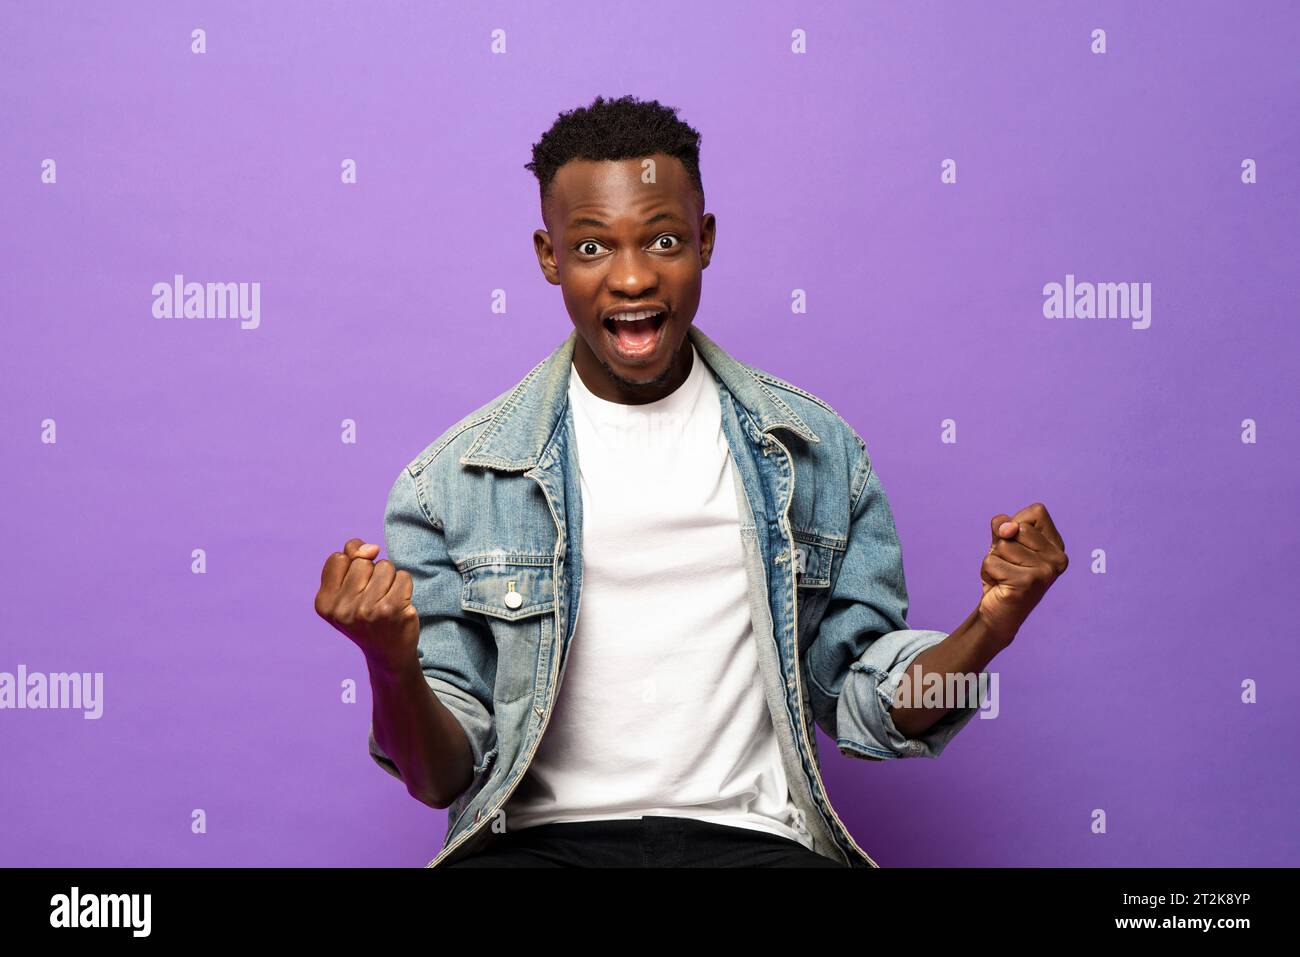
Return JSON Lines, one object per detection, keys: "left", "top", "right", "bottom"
{"left": 978, "top": 502, "right": 1068, "bottom": 645}
{"left": 315, "top": 538, "right": 419, "bottom": 673}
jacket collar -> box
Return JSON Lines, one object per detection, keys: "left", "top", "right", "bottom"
{"left": 459, "top": 323, "right": 820, "bottom": 471}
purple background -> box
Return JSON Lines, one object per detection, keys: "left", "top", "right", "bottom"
{"left": 3, "top": 1, "right": 1297, "bottom": 867}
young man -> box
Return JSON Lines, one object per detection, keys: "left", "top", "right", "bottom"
{"left": 315, "top": 95, "right": 1068, "bottom": 868}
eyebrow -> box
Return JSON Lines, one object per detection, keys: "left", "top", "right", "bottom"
{"left": 568, "top": 211, "right": 685, "bottom": 230}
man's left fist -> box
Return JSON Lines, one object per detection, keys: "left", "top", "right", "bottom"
{"left": 978, "top": 502, "right": 1068, "bottom": 645}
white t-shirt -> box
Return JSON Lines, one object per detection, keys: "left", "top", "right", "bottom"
{"left": 501, "top": 340, "right": 812, "bottom": 850}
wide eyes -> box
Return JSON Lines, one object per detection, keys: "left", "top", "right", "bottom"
{"left": 575, "top": 234, "right": 681, "bottom": 258}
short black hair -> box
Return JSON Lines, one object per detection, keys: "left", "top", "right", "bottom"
{"left": 525, "top": 94, "right": 705, "bottom": 216}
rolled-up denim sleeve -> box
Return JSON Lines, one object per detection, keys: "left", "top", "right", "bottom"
{"left": 367, "top": 463, "right": 498, "bottom": 784}
{"left": 836, "top": 628, "right": 986, "bottom": 760}
{"left": 806, "top": 440, "right": 987, "bottom": 761}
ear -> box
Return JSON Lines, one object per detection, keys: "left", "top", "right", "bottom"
{"left": 533, "top": 229, "right": 560, "bottom": 285}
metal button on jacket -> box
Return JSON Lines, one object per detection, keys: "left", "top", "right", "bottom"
{"left": 503, "top": 581, "right": 524, "bottom": 609}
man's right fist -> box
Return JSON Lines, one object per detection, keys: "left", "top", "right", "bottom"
{"left": 315, "top": 538, "right": 420, "bottom": 672}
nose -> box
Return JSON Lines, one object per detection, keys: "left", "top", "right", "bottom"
{"left": 606, "top": 247, "right": 659, "bottom": 297}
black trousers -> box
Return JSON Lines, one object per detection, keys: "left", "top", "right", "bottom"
{"left": 442, "top": 814, "right": 848, "bottom": 868}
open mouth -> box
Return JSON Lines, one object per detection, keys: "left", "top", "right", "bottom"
{"left": 602, "top": 311, "right": 669, "bottom": 358}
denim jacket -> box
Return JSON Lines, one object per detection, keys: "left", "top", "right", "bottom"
{"left": 368, "top": 323, "right": 985, "bottom": 868}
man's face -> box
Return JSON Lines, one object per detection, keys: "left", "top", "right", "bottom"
{"left": 533, "top": 153, "right": 715, "bottom": 404}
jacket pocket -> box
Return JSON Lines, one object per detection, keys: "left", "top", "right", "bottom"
{"left": 459, "top": 556, "right": 555, "bottom": 705}
{"left": 792, "top": 534, "right": 842, "bottom": 640}
{"left": 792, "top": 536, "right": 837, "bottom": 589}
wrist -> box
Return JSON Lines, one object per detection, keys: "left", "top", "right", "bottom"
{"left": 969, "top": 606, "right": 1017, "bottom": 655}
{"left": 365, "top": 649, "right": 422, "bottom": 686}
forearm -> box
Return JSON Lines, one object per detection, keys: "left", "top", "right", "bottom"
{"left": 886, "top": 606, "right": 1008, "bottom": 738}
{"left": 368, "top": 655, "right": 474, "bottom": 808}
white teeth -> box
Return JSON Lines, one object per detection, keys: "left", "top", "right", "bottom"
{"left": 607, "top": 310, "right": 660, "bottom": 322}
